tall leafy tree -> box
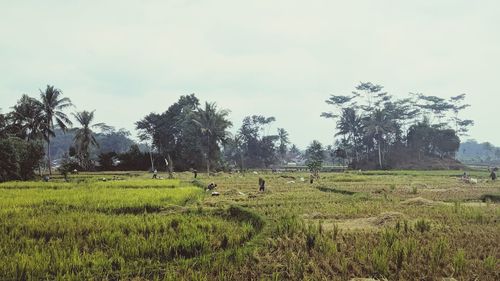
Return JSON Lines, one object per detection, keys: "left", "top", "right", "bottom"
{"left": 39, "top": 85, "right": 73, "bottom": 174}
{"left": 136, "top": 94, "right": 201, "bottom": 176}
{"left": 0, "top": 138, "right": 19, "bottom": 181}
{"left": 322, "top": 82, "right": 471, "bottom": 169}
{"left": 222, "top": 135, "right": 245, "bottom": 172}
{"left": 0, "top": 137, "right": 44, "bottom": 181}
{"left": 448, "top": 94, "right": 474, "bottom": 136}
{"left": 363, "top": 109, "right": 395, "bottom": 169}
{"left": 353, "top": 82, "right": 387, "bottom": 112}
{"left": 433, "top": 129, "right": 460, "bottom": 158}
{"left": 415, "top": 94, "right": 454, "bottom": 126}
{"left": 136, "top": 112, "right": 162, "bottom": 171}
{"left": 8, "top": 95, "right": 46, "bottom": 141}
{"left": 193, "top": 102, "right": 232, "bottom": 175}
{"left": 305, "top": 140, "right": 325, "bottom": 176}
{"left": 237, "top": 115, "right": 279, "bottom": 168}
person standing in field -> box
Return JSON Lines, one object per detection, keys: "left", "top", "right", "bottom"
{"left": 152, "top": 169, "right": 158, "bottom": 179}
{"left": 258, "top": 177, "right": 265, "bottom": 192}
{"left": 491, "top": 170, "right": 497, "bottom": 181}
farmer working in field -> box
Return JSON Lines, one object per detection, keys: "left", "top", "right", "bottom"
{"left": 258, "top": 177, "right": 265, "bottom": 192}
{"left": 207, "top": 182, "right": 217, "bottom": 191}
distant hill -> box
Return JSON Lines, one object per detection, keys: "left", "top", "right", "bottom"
{"left": 49, "top": 128, "right": 136, "bottom": 160}
{"left": 457, "top": 140, "right": 500, "bottom": 166}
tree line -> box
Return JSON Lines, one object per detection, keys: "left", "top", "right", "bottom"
{"left": 135, "top": 94, "right": 299, "bottom": 176}
{"left": 0, "top": 85, "right": 117, "bottom": 181}
{"left": 321, "top": 82, "right": 473, "bottom": 169}
{"left": 0, "top": 82, "right": 475, "bottom": 181}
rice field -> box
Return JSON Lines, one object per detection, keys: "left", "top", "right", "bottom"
{"left": 0, "top": 170, "right": 499, "bottom": 280}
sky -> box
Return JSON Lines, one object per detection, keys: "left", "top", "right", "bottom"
{"left": 1, "top": 1, "right": 499, "bottom": 149}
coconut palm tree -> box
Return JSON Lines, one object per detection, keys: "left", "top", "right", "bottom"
{"left": 73, "top": 110, "right": 105, "bottom": 170}
{"left": 277, "top": 128, "right": 289, "bottom": 163}
{"left": 336, "top": 108, "right": 363, "bottom": 162}
{"left": 39, "top": 85, "right": 73, "bottom": 175}
{"left": 192, "top": 102, "right": 232, "bottom": 176}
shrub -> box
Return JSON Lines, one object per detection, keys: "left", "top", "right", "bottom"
{"left": 415, "top": 219, "right": 431, "bottom": 233}
{"left": 452, "top": 249, "right": 467, "bottom": 275}
{"left": 483, "top": 256, "right": 497, "bottom": 271}
{"left": 372, "top": 245, "right": 389, "bottom": 276}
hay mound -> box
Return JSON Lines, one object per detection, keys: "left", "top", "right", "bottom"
{"left": 330, "top": 212, "right": 405, "bottom": 231}
{"left": 373, "top": 212, "right": 405, "bottom": 226}
{"left": 305, "top": 212, "right": 329, "bottom": 219}
{"left": 401, "top": 197, "right": 438, "bottom": 206}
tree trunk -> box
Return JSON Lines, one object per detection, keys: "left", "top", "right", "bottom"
{"left": 47, "top": 137, "right": 52, "bottom": 175}
{"left": 206, "top": 134, "right": 210, "bottom": 176}
{"left": 240, "top": 153, "right": 244, "bottom": 175}
{"left": 148, "top": 145, "right": 154, "bottom": 171}
{"left": 378, "top": 141, "right": 383, "bottom": 169}
{"left": 166, "top": 153, "right": 173, "bottom": 179}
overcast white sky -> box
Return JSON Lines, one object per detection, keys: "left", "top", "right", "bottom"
{"left": 1, "top": 1, "right": 499, "bottom": 148}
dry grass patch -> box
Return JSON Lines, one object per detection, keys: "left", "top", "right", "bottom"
{"left": 401, "top": 196, "right": 443, "bottom": 206}
{"left": 315, "top": 212, "right": 406, "bottom": 231}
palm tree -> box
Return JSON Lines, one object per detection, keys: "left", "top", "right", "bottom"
{"left": 39, "top": 85, "right": 73, "bottom": 175}
{"left": 192, "top": 102, "right": 232, "bottom": 176}
{"left": 364, "top": 109, "right": 394, "bottom": 169}
{"left": 277, "top": 128, "right": 289, "bottom": 163}
{"left": 9, "top": 95, "right": 46, "bottom": 141}
{"left": 336, "top": 108, "right": 363, "bottom": 162}
{"left": 73, "top": 110, "right": 104, "bottom": 170}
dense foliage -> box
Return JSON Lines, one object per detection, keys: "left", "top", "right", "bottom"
{"left": 0, "top": 86, "right": 136, "bottom": 179}
{"left": 0, "top": 82, "right": 481, "bottom": 180}
{"left": 0, "top": 137, "right": 44, "bottom": 181}
{"left": 0, "top": 176, "right": 261, "bottom": 280}
{"left": 321, "top": 82, "right": 472, "bottom": 169}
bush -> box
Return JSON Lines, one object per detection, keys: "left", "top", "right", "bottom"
{"left": 453, "top": 249, "right": 467, "bottom": 275}
{"left": 0, "top": 137, "right": 44, "bottom": 182}
{"left": 0, "top": 138, "right": 19, "bottom": 181}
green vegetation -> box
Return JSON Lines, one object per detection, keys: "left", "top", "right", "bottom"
{"left": 0, "top": 178, "right": 261, "bottom": 280}
{"left": 1, "top": 171, "right": 498, "bottom": 280}
{"left": 321, "top": 83, "right": 473, "bottom": 169}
